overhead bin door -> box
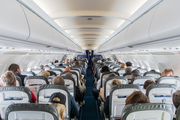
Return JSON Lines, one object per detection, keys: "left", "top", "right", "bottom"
{"left": 150, "top": 0, "right": 180, "bottom": 40}
{"left": 0, "top": 0, "right": 29, "bottom": 40}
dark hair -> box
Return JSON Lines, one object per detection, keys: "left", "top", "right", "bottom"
{"left": 125, "top": 91, "right": 150, "bottom": 105}
{"left": 101, "top": 66, "right": 109, "bottom": 73}
{"left": 126, "top": 62, "right": 132, "bottom": 67}
{"left": 143, "top": 80, "right": 156, "bottom": 89}
{"left": 173, "top": 90, "right": 180, "bottom": 108}
{"left": 132, "top": 69, "right": 140, "bottom": 77}
{"left": 8, "top": 63, "right": 20, "bottom": 73}
{"left": 52, "top": 76, "right": 65, "bottom": 86}
{"left": 55, "top": 60, "right": 59, "bottom": 63}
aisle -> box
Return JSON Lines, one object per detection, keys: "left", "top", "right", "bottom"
{"left": 79, "top": 65, "right": 101, "bottom": 120}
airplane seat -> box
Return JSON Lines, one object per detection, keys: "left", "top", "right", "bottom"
{"left": 5, "top": 103, "right": 59, "bottom": 120}
{"left": 156, "top": 76, "right": 180, "bottom": 89}
{"left": 55, "top": 66, "right": 65, "bottom": 71}
{"left": 15, "top": 76, "right": 22, "bottom": 86}
{"left": 137, "top": 68, "right": 147, "bottom": 76}
{"left": 49, "top": 65, "right": 56, "bottom": 69}
{"left": 101, "top": 72, "right": 119, "bottom": 88}
{"left": 54, "top": 63, "right": 60, "bottom": 66}
{"left": 176, "top": 106, "right": 180, "bottom": 120}
{"left": 113, "top": 67, "right": 120, "bottom": 72}
{"left": 21, "top": 71, "right": 35, "bottom": 76}
{"left": 31, "top": 69, "right": 43, "bottom": 75}
{"left": 121, "top": 103, "right": 173, "bottom": 120}
{"left": 0, "top": 86, "right": 32, "bottom": 119}
{"left": 123, "top": 73, "right": 132, "bottom": 83}
{"left": 117, "top": 68, "right": 125, "bottom": 76}
{"left": 109, "top": 84, "right": 141, "bottom": 119}
{"left": 44, "top": 66, "right": 52, "bottom": 71}
{"left": 70, "top": 69, "right": 81, "bottom": 81}
{"left": 144, "top": 70, "right": 162, "bottom": 80}
{"left": 24, "top": 76, "right": 49, "bottom": 97}
{"left": 61, "top": 76, "right": 76, "bottom": 98}
{"left": 49, "top": 69, "right": 63, "bottom": 76}
{"left": 131, "top": 66, "right": 138, "bottom": 70}
{"left": 37, "top": 84, "right": 71, "bottom": 119}
{"left": 146, "top": 84, "right": 177, "bottom": 115}
{"left": 104, "top": 76, "right": 128, "bottom": 98}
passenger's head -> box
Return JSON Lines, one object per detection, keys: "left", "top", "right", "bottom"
{"left": 126, "top": 62, "right": 132, "bottom": 67}
{"left": 65, "top": 59, "right": 70, "bottom": 64}
{"left": 110, "top": 79, "right": 122, "bottom": 88}
{"left": 52, "top": 76, "right": 65, "bottom": 86}
{"left": 131, "top": 69, "right": 141, "bottom": 78}
{"left": 8, "top": 63, "right": 21, "bottom": 74}
{"left": 74, "top": 61, "right": 80, "bottom": 65}
{"left": 101, "top": 66, "right": 109, "bottom": 73}
{"left": 39, "top": 65, "right": 45, "bottom": 71}
{"left": 65, "top": 72, "right": 73, "bottom": 77}
{"left": 64, "top": 67, "right": 70, "bottom": 72}
{"left": 40, "top": 71, "right": 50, "bottom": 79}
{"left": 54, "top": 60, "right": 59, "bottom": 63}
{"left": 173, "top": 90, "right": 180, "bottom": 109}
{"left": 120, "top": 63, "right": 127, "bottom": 68}
{"left": 143, "top": 80, "right": 156, "bottom": 90}
{"left": 1, "top": 71, "right": 16, "bottom": 86}
{"left": 125, "top": 67, "right": 132, "bottom": 73}
{"left": 162, "top": 69, "right": 174, "bottom": 76}
{"left": 108, "top": 73, "right": 118, "bottom": 78}
{"left": 125, "top": 91, "right": 150, "bottom": 105}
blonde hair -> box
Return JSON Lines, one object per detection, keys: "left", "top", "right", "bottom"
{"left": 1, "top": 71, "right": 16, "bottom": 86}
{"left": 120, "top": 63, "right": 127, "bottom": 68}
{"left": 49, "top": 97, "right": 66, "bottom": 120}
{"left": 40, "top": 71, "right": 50, "bottom": 79}
{"left": 110, "top": 79, "right": 122, "bottom": 88}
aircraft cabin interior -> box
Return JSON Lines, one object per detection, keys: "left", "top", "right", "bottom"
{"left": 0, "top": 0, "right": 180, "bottom": 120}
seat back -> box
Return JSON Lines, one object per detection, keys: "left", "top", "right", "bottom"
{"left": 15, "top": 76, "right": 22, "bottom": 86}
{"left": 37, "top": 84, "right": 70, "bottom": 119}
{"left": 55, "top": 66, "right": 65, "bottom": 71}
{"left": 144, "top": 70, "right": 162, "bottom": 79}
{"left": 101, "top": 72, "right": 119, "bottom": 88}
{"left": 123, "top": 73, "right": 132, "bottom": 83}
{"left": 31, "top": 69, "right": 43, "bottom": 75}
{"left": 121, "top": 103, "right": 173, "bottom": 120}
{"left": 104, "top": 76, "right": 128, "bottom": 98}
{"left": 109, "top": 84, "right": 141, "bottom": 118}
{"left": 131, "top": 76, "right": 155, "bottom": 88}
{"left": 157, "top": 76, "right": 180, "bottom": 89}
{"left": 21, "top": 71, "right": 35, "bottom": 76}
{"left": 5, "top": 103, "right": 59, "bottom": 120}
{"left": 49, "top": 65, "right": 56, "bottom": 69}
{"left": 117, "top": 68, "right": 125, "bottom": 76}
{"left": 61, "top": 76, "right": 76, "bottom": 97}
{"left": 146, "top": 84, "right": 177, "bottom": 114}
{"left": 50, "top": 69, "right": 62, "bottom": 76}
{"left": 0, "top": 87, "right": 32, "bottom": 119}
{"left": 24, "top": 76, "right": 49, "bottom": 97}
{"left": 137, "top": 68, "right": 147, "bottom": 76}
{"left": 176, "top": 106, "right": 180, "bottom": 120}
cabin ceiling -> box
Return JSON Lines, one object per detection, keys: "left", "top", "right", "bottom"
{"left": 23, "top": 0, "right": 148, "bottom": 50}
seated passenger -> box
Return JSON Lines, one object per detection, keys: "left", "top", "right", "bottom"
{"left": 40, "top": 71, "right": 50, "bottom": 80}
{"left": 74, "top": 61, "right": 86, "bottom": 76}
{"left": 162, "top": 69, "right": 174, "bottom": 76}
{"left": 64, "top": 67, "right": 71, "bottom": 72}
{"left": 172, "top": 90, "right": 180, "bottom": 120}
{"left": 123, "top": 67, "right": 132, "bottom": 80}
{"left": 39, "top": 65, "right": 57, "bottom": 76}
{"left": 131, "top": 69, "right": 141, "bottom": 78}
{"left": 126, "top": 62, "right": 132, "bottom": 68}
{"left": 8, "top": 63, "right": 27, "bottom": 86}
{"left": 143, "top": 80, "right": 156, "bottom": 92}
{"left": 52, "top": 76, "right": 79, "bottom": 117}
{"left": 120, "top": 63, "right": 126, "bottom": 68}
{"left": 49, "top": 92, "right": 66, "bottom": 120}
{"left": 55, "top": 60, "right": 59, "bottom": 63}
{"left": 104, "top": 79, "right": 122, "bottom": 117}
{"left": 65, "top": 59, "right": 70, "bottom": 64}
{"left": 125, "top": 91, "right": 150, "bottom": 105}
{"left": 1, "top": 71, "right": 36, "bottom": 103}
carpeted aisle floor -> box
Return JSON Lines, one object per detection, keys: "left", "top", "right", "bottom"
{"left": 79, "top": 65, "right": 101, "bottom": 120}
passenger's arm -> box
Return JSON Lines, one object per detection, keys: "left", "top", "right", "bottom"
{"left": 104, "top": 96, "right": 109, "bottom": 117}
{"left": 70, "top": 95, "right": 79, "bottom": 117}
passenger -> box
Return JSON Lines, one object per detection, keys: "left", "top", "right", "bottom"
{"left": 74, "top": 61, "right": 86, "bottom": 76}
{"left": 52, "top": 76, "right": 79, "bottom": 117}
{"left": 143, "top": 80, "right": 156, "bottom": 92}
{"left": 100, "top": 73, "right": 118, "bottom": 101}
{"left": 40, "top": 71, "right": 50, "bottom": 79}
{"left": 8, "top": 63, "right": 27, "bottom": 86}
{"left": 162, "top": 69, "right": 174, "bottom": 76}
{"left": 39, "top": 65, "right": 57, "bottom": 76}
{"left": 55, "top": 60, "right": 59, "bottom": 63}
{"left": 123, "top": 67, "right": 132, "bottom": 81}
{"left": 64, "top": 67, "right": 71, "bottom": 72}
{"left": 49, "top": 92, "right": 66, "bottom": 120}
{"left": 125, "top": 67, "right": 132, "bottom": 73}
{"left": 104, "top": 79, "right": 122, "bottom": 117}
{"left": 120, "top": 63, "right": 126, "bottom": 68}
{"left": 126, "top": 62, "right": 132, "bottom": 68}
{"left": 172, "top": 90, "right": 180, "bottom": 120}
{"left": 125, "top": 91, "right": 150, "bottom": 105}
{"left": 65, "top": 59, "right": 70, "bottom": 64}
{"left": 131, "top": 69, "right": 141, "bottom": 78}
{"left": 1, "top": 71, "right": 37, "bottom": 103}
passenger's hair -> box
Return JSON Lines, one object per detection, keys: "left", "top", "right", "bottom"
{"left": 120, "top": 63, "right": 126, "bottom": 68}
{"left": 52, "top": 76, "right": 65, "bottom": 86}
{"left": 65, "top": 72, "right": 72, "bottom": 77}
{"left": 131, "top": 69, "right": 141, "bottom": 77}
{"left": 64, "top": 67, "right": 70, "bottom": 72}
{"left": 39, "top": 65, "right": 45, "bottom": 70}
{"left": 163, "top": 69, "right": 174, "bottom": 76}
{"left": 125, "top": 91, "right": 150, "bottom": 105}
{"left": 110, "top": 79, "right": 122, "bottom": 88}
{"left": 101, "top": 66, "right": 109, "bottom": 73}
{"left": 143, "top": 80, "right": 156, "bottom": 89}
{"left": 1, "top": 71, "right": 16, "bottom": 86}
{"left": 49, "top": 97, "right": 66, "bottom": 120}
{"left": 74, "top": 61, "right": 80, "bottom": 65}
{"left": 40, "top": 71, "right": 50, "bottom": 79}
{"left": 108, "top": 73, "right": 117, "bottom": 78}
{"left": 125, "top": 67, "right": 132, "bottom": 73}
{"left": 55, "top": 60, "right": 59, "bottom": 63}
{"left": 173, "top": 90, "right": 180, "bottom": 108}
{"left": 126, "top": 62, "right": 132, "bottom": 67}
{"left": 8, "top": 63, "right": 20, "bottom": 73}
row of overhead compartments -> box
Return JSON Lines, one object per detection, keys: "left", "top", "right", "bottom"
{"left": 0, "top": 0, "right": 82, "bottom": 53}
{"left": 96, "top": 0, "right": 180, "bottom": 53}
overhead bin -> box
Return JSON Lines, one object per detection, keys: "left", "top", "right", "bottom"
{"left": 149, "top": 0, "right": 180, "bottom": 41}
{"left": 0, "top": 0, "right": 29, "bottom": 40}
